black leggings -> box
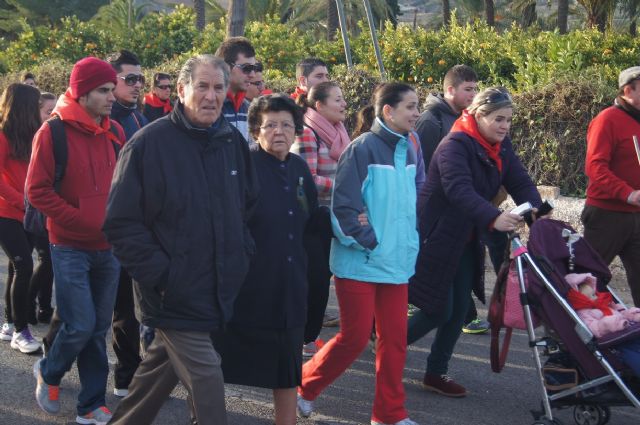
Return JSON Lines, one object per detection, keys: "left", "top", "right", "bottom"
{"left": 29, "top": 234, "right": 53, "bottom": 312}
{"left": 0, "top": 217, "right": 34, "bottom": 331}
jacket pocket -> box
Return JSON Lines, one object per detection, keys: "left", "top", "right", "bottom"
{"left": 78, "top": 193, "right": 109, "bottom": 234}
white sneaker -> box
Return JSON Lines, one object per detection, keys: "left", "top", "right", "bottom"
{"left": 296, "top": 393, "right": 314, "bottom": 418}
{"left": 113, "top": 388, "right": 128, "bottom": 397}
{"left": 10, "top": 327, "right": 41, "bottom": 353}
{"left": 0, "top": 322, "right": 14, "bottom": 341}
{"left": 371, "top": 418, "right": 420, "bottom": 425}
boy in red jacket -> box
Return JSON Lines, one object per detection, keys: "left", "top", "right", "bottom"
{"left": 27, "top": 57, "right": 125, "bottom": 425}
{"left": 583, "top": 66, "right": 640, "bottom": 307}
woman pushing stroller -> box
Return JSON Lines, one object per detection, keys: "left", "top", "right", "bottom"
{"left": 407, "top": 87, "right": 543, "bottom": 397}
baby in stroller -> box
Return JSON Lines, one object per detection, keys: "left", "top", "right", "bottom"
{"left": 566, "top": 272, "right": 640, "bottom": 378}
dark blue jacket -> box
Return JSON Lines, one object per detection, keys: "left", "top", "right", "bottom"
{"left": 111, "top": 101, "right": 148, "bottom": 141}
{"left": 230, "top": 147, "right": 318, "bottom": 329}
{"left": 409, "top": 131, "right": 541, "bottom": 316}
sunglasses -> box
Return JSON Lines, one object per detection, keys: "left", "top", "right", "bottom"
{"left": 249, "top": 81, "right": 264, "bottom": 87}
{"left": 231, "top": 62, "right": 263, "bottom": 74}
{"left": 156, "top": 84, "right": 173, "bottom": 90}
{"left": 119, "top": 74, "right": 145, "bottom": 86}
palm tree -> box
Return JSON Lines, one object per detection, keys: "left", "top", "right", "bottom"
{"left": 575, "top": 0, "right": 617, "bottom": 31}
{"left": 442, "top": 0, "right": 451, "bottom": 28}
{"left": 194, "top": 0, "right": 205, "bottom": 30}
{"left": 484, "top": 0, "right": 495, "bottom": 27}
{"left": 227, "top": 0, "right": 247, "bottom": 37}
{"left": 558, "top": 0, "right": 569, "bottom": 33}
{"left": 511, "top": 0, "right": 537, "bottom": 28}
{"left": 620, "top": 0, "right": 640, "bottom": 35}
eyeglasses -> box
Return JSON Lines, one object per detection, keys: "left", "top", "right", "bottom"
{"left": 231, "top": 62, "right": 263, "bottom": 75}
{"left": 156, "top": 84, "right": 173, "bottom": 90}
{"left": 249, "top": 81, "right": 264, "bottom": 87}
{"left": 119, "top": 74, "right": 145, "bottom": 86}
{"left": 260, "top": 121, "right": 295, "bottom": 132}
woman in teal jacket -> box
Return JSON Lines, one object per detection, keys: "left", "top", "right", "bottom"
{"left": 297, "top": 83, "right": 421, "bottom": 425}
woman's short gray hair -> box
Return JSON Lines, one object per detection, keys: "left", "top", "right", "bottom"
{"left": 178, "top": 54, "right": 230, "bottom": 89}
{"left": 467, "top": 87, "right": 513, "bottom": 117}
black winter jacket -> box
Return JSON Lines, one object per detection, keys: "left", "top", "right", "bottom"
{"left": 414, "top": 93, "right": 459, "bottom": 172}
{"left": 104, "top": 103, "right": 260, "bottom": 331}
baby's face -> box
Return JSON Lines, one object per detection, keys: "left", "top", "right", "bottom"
{"left": 579, "top": 283, "right": 595, "bottom": 298}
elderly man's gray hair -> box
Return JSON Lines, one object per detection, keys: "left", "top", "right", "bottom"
{"left": 178, "top": 54, "right": 230, "bottom": 89}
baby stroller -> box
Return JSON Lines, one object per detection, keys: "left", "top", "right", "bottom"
{"left": 499, "top": 218, "right": 640, "bottom": 425}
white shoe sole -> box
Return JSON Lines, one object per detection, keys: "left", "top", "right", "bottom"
{"left": 11, "top": 340, "right": 41, "bottom": 354}
{"left": 76, "top": 415, "right": 110, "bottom": 425}
{"left": 0, "top": 334, "right": 13, "bottom": 341}
{"left": 113, "top": 388, "right": 129, "bottom": 397}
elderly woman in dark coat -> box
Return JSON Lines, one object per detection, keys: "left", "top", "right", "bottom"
{"left": 407, "top": 87, "right": 542, "bottom": 397}
{"left": 212, "top": 94, "right": 318, "bottom": 425}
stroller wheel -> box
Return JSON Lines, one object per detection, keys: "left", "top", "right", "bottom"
{"left": 572, "top": 405, "right": 609, "bottom": 425}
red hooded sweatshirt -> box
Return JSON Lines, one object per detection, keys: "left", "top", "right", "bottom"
{"left": 26, "top": 91, "right": 124, "bottom": 250}
{"left": 0, "top": 132, "right": 28, "bottom": 222}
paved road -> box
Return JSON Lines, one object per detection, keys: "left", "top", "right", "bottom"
{"left": 1, "top": 251, "right": 639, "bottom": 425}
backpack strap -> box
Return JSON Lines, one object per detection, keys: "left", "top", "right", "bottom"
{"left": 47, "top": 117, "right": 122, "bottom": 193}
{"left": 47, "top": 117, "right": 67, "bottom": 193}
{"left": 109, "top": 121, "right": 122, "bottom": 158}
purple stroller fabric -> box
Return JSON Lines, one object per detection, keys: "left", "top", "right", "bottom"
{"left": 524, "top": 219, "right": 631, "bottom": 379}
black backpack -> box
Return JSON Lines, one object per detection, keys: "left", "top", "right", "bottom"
{"left": 23, "top": 116, "right": 121, "bottom": 236}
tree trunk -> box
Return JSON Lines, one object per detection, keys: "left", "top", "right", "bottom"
{"left": 557, "top": 0, "right": 568, "bottom": 34}
{"left": 589, "top": 10, "right": 608, "bottom": 32}
{"left": 631, "top": 1, "right": 638, "bottom": 36}
{"left": 327, "top": 0, "right": 339, "bottom": 41}
{"left": 484, "top": 0, "right": 495, "bottom": 27}
{"left": 194, "top": 0, "right": 205, "bottom": 31}
{"left": 522, "top": 2, "right": 536, "bottom": 28}
{"left": 442, "top": 0, "right": 451, "bottom": 28}
{"left": 226, "top": 0, "right": 247, "bottom": 37}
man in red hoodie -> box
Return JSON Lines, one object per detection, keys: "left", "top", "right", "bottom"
{"left": 583, "top": 66, "right": 640, "bottom": 307}
{"left": 26, "top": 57, "right": 125, "bottom": 425}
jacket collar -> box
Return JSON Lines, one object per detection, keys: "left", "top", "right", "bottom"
{"left": 169, "top": 102, "right": 233, "bottom": 143}
{"left": 371, "top": 117, "right": 406, "bottom": 147}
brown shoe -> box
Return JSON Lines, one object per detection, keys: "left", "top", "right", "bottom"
{"left": 422, "top": 374, "right": 467, "bottom": 397}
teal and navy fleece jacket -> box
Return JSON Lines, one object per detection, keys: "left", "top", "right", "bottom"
{"left": 330, "top": 118, "right": 420, "bottom": 284}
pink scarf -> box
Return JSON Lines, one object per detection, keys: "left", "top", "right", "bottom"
{"left": 304, "top": 108, "right": 350, "bottom": 161}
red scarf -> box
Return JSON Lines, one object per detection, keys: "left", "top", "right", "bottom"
{"left": 144, "top": 93, "right": 172, "bottom": 114}
{"left": 567, "top": 289, "right": 614, "bottom": 316}
{"left": 450, "top": 110, "right": 503, "bottom": 172}
{"left": 290, "top": 86, "right": 306, "bottom": 100}
{"left": 226, "top": 90, "right": 246, "bottom": 112}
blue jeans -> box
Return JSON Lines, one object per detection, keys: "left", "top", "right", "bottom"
{"left": 618, "top": 339, "right": 640, "bottom": 378}
{"left": 407, "top": 243, "right": 475, "bottom": 375}
{"left": 41, "top": 245, "right": 119, "bottom": 415}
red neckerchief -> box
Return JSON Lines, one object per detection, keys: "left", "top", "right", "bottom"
{"left": 226, "top": 90, "right": 246, "bottom": 112}
{"left": 144, "top": 93, "right": 172, "bottom": 114}
{"left": 567, "top": 289, "right": 614, "bottom": 316}
{"left": 290, "top": 86, "right": 306, "bottom": 100}
{"left": 450, "top": 110, "right": 503, "bottom": 172}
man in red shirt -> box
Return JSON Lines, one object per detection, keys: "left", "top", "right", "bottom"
{"left": 583, "top": 66, "right": 640, "bottom": 307}
{"left": 27, "top": 57, "right": 125, "bottom": 425}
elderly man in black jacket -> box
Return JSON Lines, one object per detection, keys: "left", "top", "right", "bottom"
{"left": 104, "top": 54, "right": 259, "bottom": 425}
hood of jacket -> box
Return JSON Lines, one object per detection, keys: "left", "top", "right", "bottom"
{"left": 423, "top": 93, "right": 459, "bottom": 120}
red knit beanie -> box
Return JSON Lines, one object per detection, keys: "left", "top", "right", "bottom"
{"left": 68, "top": 57, "right": 118, "bottom": 99}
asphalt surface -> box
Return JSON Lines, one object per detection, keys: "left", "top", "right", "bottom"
{"left": 1, "top": 248, "right": 640, "bottom": 425}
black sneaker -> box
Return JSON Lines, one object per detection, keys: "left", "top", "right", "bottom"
{"left": 37, "top": 308, "right": 53, "bottom": 324}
